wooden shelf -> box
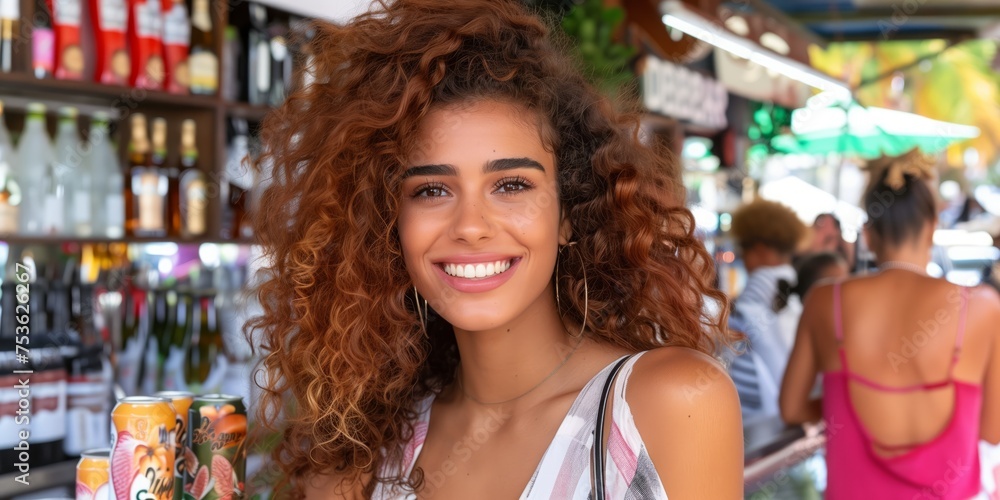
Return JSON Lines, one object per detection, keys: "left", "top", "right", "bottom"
{"left": 225, "top": 101, "right": 273, "bottom": 122}
{"left": 0, "top": 72, "right": 221, "bottom": 111}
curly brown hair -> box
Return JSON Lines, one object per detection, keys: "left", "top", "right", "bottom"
{"left": 730, "top": 199, "right": 808, "bottom": 255}
{"left": 247, "top": 0, "right": 734, "bottom": 497}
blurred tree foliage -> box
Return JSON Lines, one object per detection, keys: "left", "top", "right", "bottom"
{"left": 559, "top": 0, "right": 637, "bottom": 99}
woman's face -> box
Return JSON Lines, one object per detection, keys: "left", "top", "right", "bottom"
{"left": 398, "top": 100, "right": 566, "bottom": 332}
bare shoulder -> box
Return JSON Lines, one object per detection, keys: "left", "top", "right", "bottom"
{"left": 623, "top": 347, "right": 744, "bottom": 497}
{"left": 970, "top": 284, "right": 1000, "bottom": 336}
{"left": 971, "top": 284, "right": 1000, "bottom": 313}
{"left": 625, "top": 346, "right": 739, "bottom": 418}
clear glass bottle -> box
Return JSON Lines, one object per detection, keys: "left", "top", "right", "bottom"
{"left": 86, "top": 112, "right": 124, "bottom": 238}
{"left": 16, "top": 102, "right": 54, "bottom": 234}
{"left": 53, "top": 106, "right": 91, "bottom": 236}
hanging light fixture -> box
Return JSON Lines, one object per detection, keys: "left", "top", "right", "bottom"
{"left": 659, "top": 1, "right": 852, "bottom": 98}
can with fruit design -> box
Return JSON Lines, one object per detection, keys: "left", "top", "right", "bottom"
{"left": 76, "top": 448, "right": 111, "bottom": 500}
{"left": 111, "top": 396, "right": 176, "bottom": 500}
{"left": 155, "top": 391, "right": 195, "bottom": 500}
{"left": 186, "top": 394, "right": 247, "bottom": 500}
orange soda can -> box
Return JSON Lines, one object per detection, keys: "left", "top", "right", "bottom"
{"left": 155, "top": 391, "right": 195, "bottom": 500}
{"left": 76, "top": 448, "right": 111, "bottom": 500}
{"left": 111, "top": 396, "right": 176, "bottom": 500}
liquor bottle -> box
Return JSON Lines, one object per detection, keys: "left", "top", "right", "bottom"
{"left": 0, "top": 101, "right": 20, "bottom": 233}
{"left": 161, "top": 0, "right": 190, "bottom": 94}
{"left": 0, "top": 0, "right": 19, "bottom": 72}
{"left": 152, "top": 117, "right": 177, "bottom": 236}
{"left": 221, "top": 25, "right": 241, "bottom": 101}
{"left": 179, "top": 119, "right": 208, "bottom": 238}
{"left": 33, "top": 0, "right": 54, "bottom": 78}
{"left": 185, "top": 293, "right": 222, "bottom": 391}
{"left": 267, "top": 21, "right": 289, "bottom": 106}
{"left": 222, "top": 119, "right": 252, "bottom": 240}
{"left": 126, "top": 113, "right": 167, "bottom": 237}
{"left": 247, "top": 3, "right": 270, "bottom": 105}
{"left": 53, "top": 106, "right": 93, "bottom": 237}
{"left": 188, "top": 0, "right": 217, "bottom": 95}
{"left": 86, "top": 112, "right": 124, "bottom": 238}
{"left": 161, "top": 289, "right": 189, "bottom": 391}
{"left": 17, "top": 103, "right": 54, "bottom": 234}
{"left": 117, "top": 280, "right": 142, "bottom": 396}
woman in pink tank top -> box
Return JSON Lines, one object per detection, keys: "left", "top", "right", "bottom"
{"left": 779, "top": 150, "right": 1000, "bottom": 499}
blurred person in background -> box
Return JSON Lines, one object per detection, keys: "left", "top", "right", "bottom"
{"left": 793, "top": 252, "right": 849, "bottom": 299}
{"left": 781, "top": 150, "right": 1000, "bottom": 499}
{"left": 806, "top": 213, "right": 856, "bottom": 272}
{"left": 725, "top": 199, "right": 808, "bottom": 420}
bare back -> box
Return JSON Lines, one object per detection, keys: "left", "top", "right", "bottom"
{"left": 804, "top": 271, "right": 1000, "bottom": 448}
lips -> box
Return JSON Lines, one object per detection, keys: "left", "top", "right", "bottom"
{"left": 432, "top": 256, "right": 522, "bottom": 293}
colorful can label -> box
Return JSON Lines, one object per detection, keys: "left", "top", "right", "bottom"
{"left": 186, "top": 394, "right": 247, "bottom": 500}
{"left": 76, "top": 448, "right": 111, "bottom": 500}
{"left": 155, "top": 391, "right": 194, "bottom": 500}
{"left": 111, "top": 396, "right": 176, "bottom": 500}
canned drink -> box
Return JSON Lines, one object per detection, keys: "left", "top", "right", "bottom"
{"left": 111, "top": 396, "right": 176, "bottom": 500}
{"left": 76, "top": 448, "right": 111, "bottom": 500}
{"left": 187, "top": 394, "right": 247, "bottom": 500}
{"left": 155, "top": 391, "right": 195, "bottom": 500}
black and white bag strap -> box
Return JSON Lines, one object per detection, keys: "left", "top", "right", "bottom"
{"left": 591, "top": 355, "right": 633, "bottom": 500}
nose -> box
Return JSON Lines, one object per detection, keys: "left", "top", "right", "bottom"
{"left": 449, "top": 194, "right": 497, "bottom": 244}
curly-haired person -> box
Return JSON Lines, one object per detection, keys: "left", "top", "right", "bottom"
{"left": 247, "top": 1, "right": 743, "bottom": 498}
{"left": 725, "top": 199, "right": 807, "bottom": 421}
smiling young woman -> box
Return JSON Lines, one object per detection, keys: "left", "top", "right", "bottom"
{"left": 247, "top": 1, "right": 743, "bottom": 498}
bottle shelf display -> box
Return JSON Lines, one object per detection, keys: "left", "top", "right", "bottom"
{"left": 0, "top": 0, "right": 305, "bottom": 493}
{"left": 0, "top": 102, "right": 257, "bottom": 241}
{"left": 0, "top": 0, "right": 309, "bottom": 243}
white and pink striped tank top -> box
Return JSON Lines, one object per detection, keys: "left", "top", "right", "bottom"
{"left": 373, "top": 352, "right": 669, "bottom": 499}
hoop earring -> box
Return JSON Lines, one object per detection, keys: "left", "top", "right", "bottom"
{"left": 556, "top": 242, "right": 588, "bottom": 339}
{"left": 413, "top": 286, "right": 428, "bottom": 335}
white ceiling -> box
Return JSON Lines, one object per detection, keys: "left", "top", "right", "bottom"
{"left": 256, "top": 0, "right": 373, "bottom": 23}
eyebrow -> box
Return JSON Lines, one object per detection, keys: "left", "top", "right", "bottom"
{"left": 402, "top": 157, "right": 546, "bottom": 179}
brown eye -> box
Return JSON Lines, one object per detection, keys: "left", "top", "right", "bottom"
{"left": 414, "top": 183, "right": 449, "bottom": 198}
{"left": 493, "top": 176, "right": 534, "bottom": 195}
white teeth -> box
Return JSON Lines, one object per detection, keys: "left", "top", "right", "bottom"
{"left": 442, "top": 259, "right": 515, "bottom": 279}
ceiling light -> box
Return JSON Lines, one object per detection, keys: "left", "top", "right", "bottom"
{"left": 660, "top": 1, "right": 851, "bottom": 98}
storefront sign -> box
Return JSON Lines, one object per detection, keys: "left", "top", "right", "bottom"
{"left": 641, "top": 55, "right": 728, "bottom": 130}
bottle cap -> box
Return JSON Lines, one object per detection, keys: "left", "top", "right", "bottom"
{"left": 59, "top": 106, "right": 78, "bottom": 119}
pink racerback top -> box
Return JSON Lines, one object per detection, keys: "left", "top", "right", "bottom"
{"left": 823, "top": 283, "right": 983, "bottom": 500}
